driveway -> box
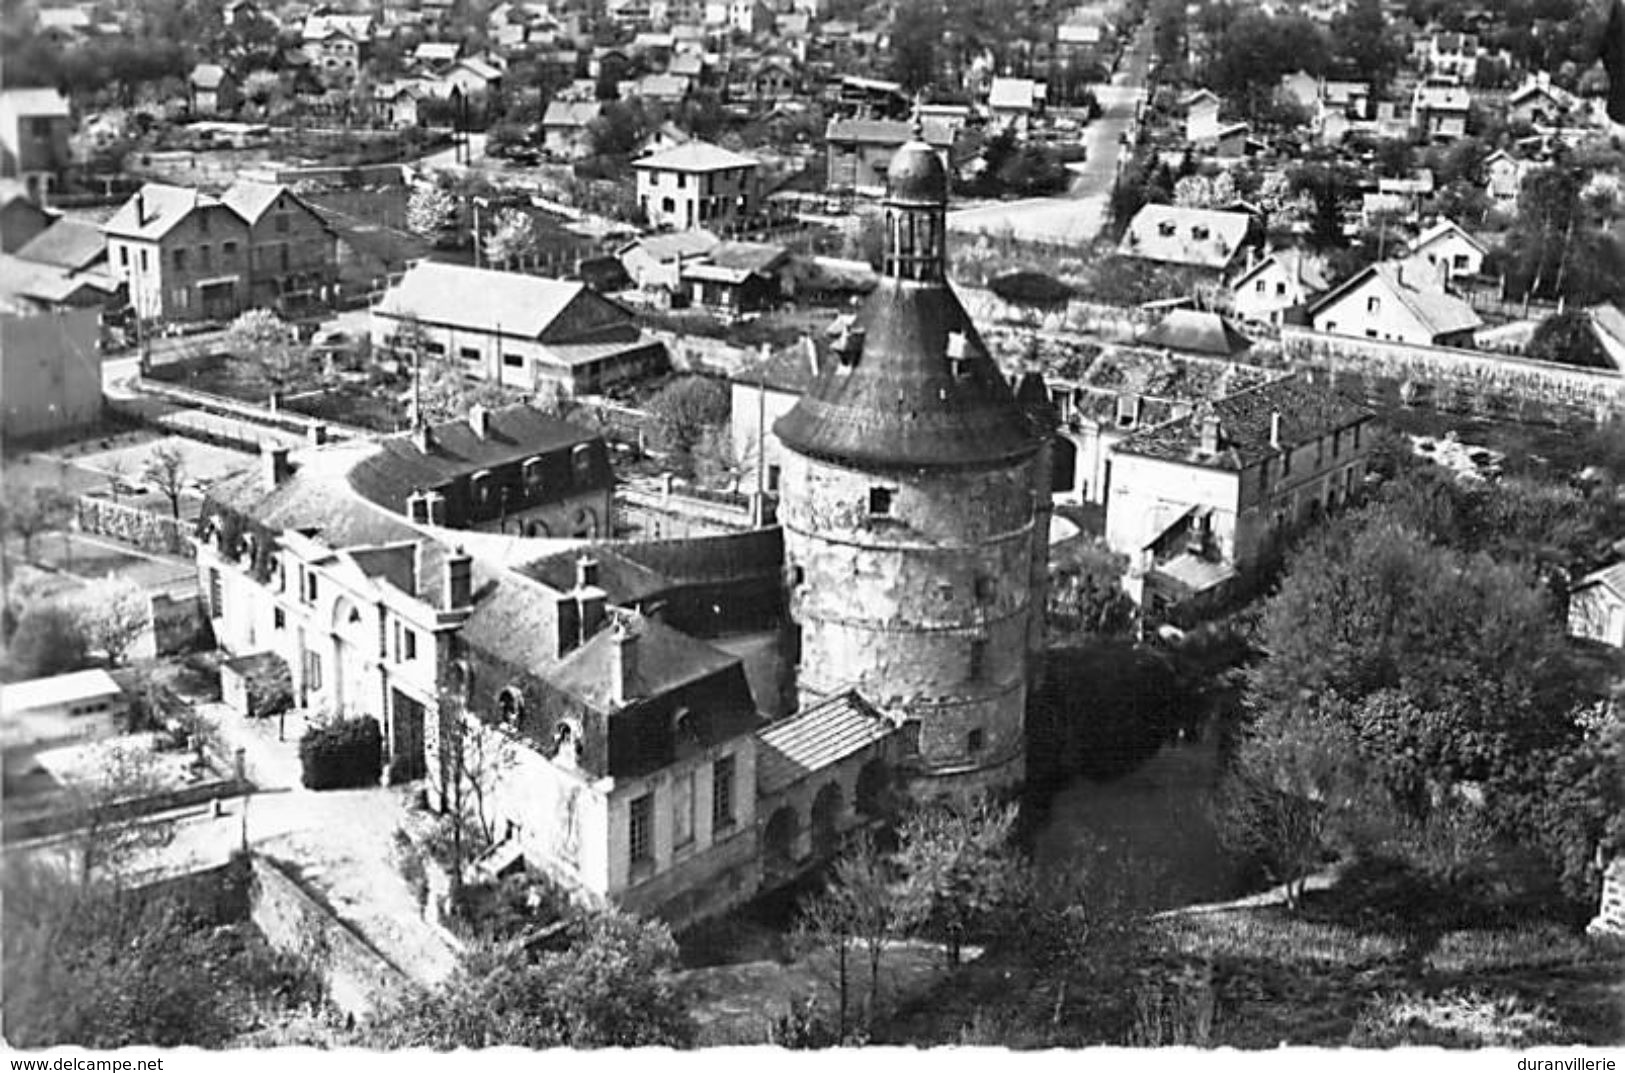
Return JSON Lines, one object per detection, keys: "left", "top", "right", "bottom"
{"left": 947, "top": 24, "right": 1154, "bottom": 247}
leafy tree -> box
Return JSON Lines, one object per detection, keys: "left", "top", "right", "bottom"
{"left": 1526, "top": 310, "right": 1610, "bottom": 369}
{"left": 362, "top": 911, "right": 694, "bottom": 1047}
{"left": 407, "top": 182, "right": 460, "bottom": 244}
{"left": 224, "top": 309, "right": 308, "bottom": 398}
{"left": 7, "top": 603, "right": 91, "bottom": 680}
{"left": 586, "top": 98, "right": 652, "bottom": 159}
{"left": 70, "top": 579, "right": 149, "bottom": 667}
{"left": 646, "top": 375, "right": 730, "bottom": 470}
{"left": 1206, "top": 11, "right": 1330, "bottom": 116}
{"left": 1173, "top": 171, "right": 1239, "bottom": 210}
{"left": 894, "top": 795, "right": 1019, "bottom": 966}
{"left": 142, "top": 443, "right": 189, "bottom": 520}
{"left": 1328, "top": 0, "right": 1404, "bottom": 91}
{"left": 888, "top": 0, "right": 942, "bottom": 92}
{"left": 298, "top": 715, "right": 383, "bottom": 790}
{"left": 3, "top": 483, "right": 72, "bottom": 561}
{"left": 483, "top": 207, "right": 542, "bottom": 270}
{"left": 65, "top": 742, "right": 179, "bottom": 887}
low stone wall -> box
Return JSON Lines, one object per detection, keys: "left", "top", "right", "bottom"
{"left": 3, "top": 775, "right": 251, "bottom": 843}
{"left": 957, "top": 286, "right": 1158, "bottom": 342}
{"left": 249, "top": 854, "right": 414, "bottom": 1019}
{"left": 616, "top": 486, "right": 760, "bottom": 539}
{"left": 618, "top": 823, "right": 761, "bottom": 932}
{"left": 133, "top": 377, "right": 368, "bottom": 441}
{"left": 1279, "top": 327, "right": 1625, "bottom": 425}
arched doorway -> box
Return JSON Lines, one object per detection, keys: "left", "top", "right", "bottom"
{"left": 763, "top": 806, "right": 799, "bottom": 871}
{"left": 811, "top": 782, "right": 844, "bottom": 858}
{"left": 855, "top": 759, "right": 891, "bottom": 819}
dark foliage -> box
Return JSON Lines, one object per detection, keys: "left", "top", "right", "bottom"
{"left": 990, "top": 271, "right": 1075, "bottom": 307}
{"left": 298, "top": 716, "right": 382, "bottom": 790}
{"left": 6, "top": 604, "right": 92, "bottom": 681}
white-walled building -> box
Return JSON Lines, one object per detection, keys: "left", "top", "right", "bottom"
{"left": 632, "top": 141, "right": 760, "bottom": 231}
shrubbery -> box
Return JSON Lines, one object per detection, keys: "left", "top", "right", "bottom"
{"left": 298, "top": 716, "right": 382, "bottom": 790}
{"left": 244, "top": 657, "right": 293, "bottom": 720}
{"left": 990, "top": 271, "right": 1074, "bottom": 307}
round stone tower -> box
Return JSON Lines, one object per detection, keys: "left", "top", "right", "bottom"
{"left": 774, "top": 128, "right": 1050, "bottom": 793}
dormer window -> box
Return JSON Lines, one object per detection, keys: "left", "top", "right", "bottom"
{"left": 1191, "top": 225, "right": 1209, "bottom": 241}
{"left": 522, "top": 456, "right": 546, "bottom": 495}
{"left": 570, "top": 444, "right": 593, "bottom": 485}
{"left": 868, "top": 487, "right": 894, "bottom": 516}
{"left": 470, "top": 470, "right": 494, "bottom": 506}
{"left": 1158, "top": 221, "right": 1176, "bottom": 237}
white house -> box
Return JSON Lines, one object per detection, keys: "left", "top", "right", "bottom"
{"left": 1483, "top": 149, "right": 1529, "bottom": 208}
{"left": 1412, "top": 82, "right": 1471, "bottom": 140}
{"left": 1307, "top": 261, "right": 1482, "bottom": 348}
{"left": 1117, "top": 203, "right": 1255, "bottom": 276}
{"left": 987, "top": 77, "right": 1046, "bottom": 134}
{"left": 633, "top": 141, "right": 760, "bottom": 231}
{"left": 1184, "top": 89, "right": 1222, "bottom": 144}
{"left": 1229, "top": 249, "right": 1330, "bottom": 326}
{"left": 1569, "top": 562, "right": 1625, "bottom": 647}
{"left": 1401, "top": 217, "right": 1487, "bottom": 284}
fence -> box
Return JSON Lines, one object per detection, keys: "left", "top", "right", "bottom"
{"left": 133, "top": 377, "right": 370, "bottom": 441}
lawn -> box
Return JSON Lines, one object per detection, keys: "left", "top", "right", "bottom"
{"left": 879, "top": 898, "right": 1625, "bottom": 1048}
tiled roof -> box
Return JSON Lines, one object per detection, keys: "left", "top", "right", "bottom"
{"left": 191, "top": 64, "right": 229, "bottom": 88}
{"left": 1576, "top": 561, "right": 1625, "bottom": 599}
{"left": 1312, "top": 261, "right": 1482, "bottom": 340}
{"left": 988, "top": 77, "right": 1043, "bottom": 110}
{"left": 549, "top": 613, "right": 741, "bottom": 715}
{"left": 633, "top": 140, "right": 758, "bottom": 172}
{"left": 541, "top": 99, "right": 601, "bottom": 128}
{"left": 344, "top": 404, "right": 608, "bottom": 513}
{"left": 0, "top": 253, "right": 115, "bottom": 304}
{"left": 205, "top": 443, "right": 430, "bottom": 550}
{"left": 302, "top": 13, "right": 373, "bottom": 40}
{"left": 756, "top": 691, "right": 893, "bottom": 795}
{"left": 1411, "top": 216, "right": 1487, "bottom": 255}
{"left": 102, "top": 183, "right": 219, "bottom": 240}
{"left": 520, "top": 528, "right": 784, "bottom": 604}
{"left": 14, "top": 219, "right": 105, "bottom": 271}
{"left": 623, "top": 228, "right": 721, "bottom": 261}
{"left": 1137, "top": 309, "right": 1252, "bottom": 357}
{"left": 373, "top": 262, "right": 598, "bottom": 338}
{"left": 0, "top": 88, "right": 70, "bottom": 118}
{"left": 728, "top": 336, "right": 821, "bottom": 392}
{"left": 220, "top": 179, "right": 288, "bottom": 225}
{"left": 682, "top": 241, "right": 788, "bottom": 283}
{"left": 1117, "top": 204, "right": 1251, "bottom": 271}
{"left": 1114, "top": 374, "right": 1372, "bottom": 471}
{"left": 1230, "top": 248, "right": 1329, "bottom": 295}
{"left": 826, "top": 117, "right": 956, "bottom": 148}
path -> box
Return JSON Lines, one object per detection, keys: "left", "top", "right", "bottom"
{"left": 946, "top": 22, "right": 1154, "bottom": 247}
{"left": 415, "top": 132, "right": 489, "bottom": 175}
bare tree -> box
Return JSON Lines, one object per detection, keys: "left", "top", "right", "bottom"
{"left": 142, "top": 445, "right": 188, "bottom": 520}
{"left": 894, "top": 794, "right": 1020, "bottom": 966}
{"left": 70, "top": 580, "right": 149, "bottom": 667}
{"left": 67, "top": 743, "right": 178, "bottom": 887}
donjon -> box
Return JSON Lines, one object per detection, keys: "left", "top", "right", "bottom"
{"left": 774, "top": 125, "right": 1053, "bottom": 793}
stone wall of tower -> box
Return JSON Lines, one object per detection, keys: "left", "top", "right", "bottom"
{"left": 779, "top": 449, "right": 1044, "bottom": 791}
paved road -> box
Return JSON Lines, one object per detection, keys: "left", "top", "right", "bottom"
{"left": 416, "top": 131, "right": 489, "bottom": 175}
{"left": 947, "top": 22, "right": 1155, "bottom": 247}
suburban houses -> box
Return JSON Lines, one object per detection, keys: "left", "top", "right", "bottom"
{"left": 3, "top": 0, "right": 1625, "bottom": 1053}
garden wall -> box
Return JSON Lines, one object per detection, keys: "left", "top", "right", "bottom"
{"left": 76, "top": 496, "right": 197, "bottom": 559}
{"left": 249, "top": 854, "right": 414, "bottom": 1019}
{"left": 1278, "top": 328, "right": 1625, "bottom": 426}
{"left": 957, "top": 287, "right": 1158, "bottom": 342}
{"left": 3, "top": 775, "right": 252, "bottom": 844}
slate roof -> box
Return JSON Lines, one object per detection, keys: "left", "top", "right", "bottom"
{"left": 345, "top": 404, "right": 607, "bottom": 513}
{"left": 1411, "top": 216, "right": 1488, "bottom": 255}
{"left": 1137, "top": 309, "right": 1253, "bottom": 357}
{"left": 633, "top": 140, "right": 758, "bottom": 172}
{"left": 1230, "top": 248, "right": 1330, "bottom": 295}
{"left": 0, "top": 253, "right": 115, "bottom": 304}
{"left": 1118, "top": 204, "right": 1252, "bottom": 271}
{"left": 519, "top": 529, "right": 785, "bottom": 604}
{"left": 681, "top": 241, "right": 788, "bottom": 284}
{"left": 825, "top": 117, "right": 956, "bottom": 149}
{"left": 205, "top": 444, "right": 431, "bottom": 550}
{"left": 220, "top": 179, "right": 288, "bottom": 225}
{"left": 14, "top": 219, "right": 105, "bottom": 271}
{"left": 773, "top": 280, "right": 1041, "bottom": 470}
{"left": 757, "top": 691, "right": 893, "bottom": 795}
{"left": 623, "top": 228, "right": 721, "bottom": 262}
{"left": 549, "top": 613, "right": 742, "bottom": 715}
{"left": 373, "top": 262, "right": 600, "bottom": 338}
{"left": 1114, "top": 374, "right": 1372, "bottom": 471}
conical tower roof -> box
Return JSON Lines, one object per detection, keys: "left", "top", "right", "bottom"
{"left": 773, "top": 132, "right": 1039, "bottom": 471}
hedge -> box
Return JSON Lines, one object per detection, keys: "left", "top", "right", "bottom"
{"left": 298, "top": 716, "right": 382, "bottom": 791}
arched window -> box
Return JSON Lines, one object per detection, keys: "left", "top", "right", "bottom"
{"left": 497, "top": 686, "right": 524, "bottom": 724}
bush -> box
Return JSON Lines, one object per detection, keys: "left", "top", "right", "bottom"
{"left": 244, "top": 657, "right": 293, "bottom": 720}
{"left": 6, "top": 604, "right": 92, "bottom": 680}
{"left": 298, "top": 716, "right": 382, "bottom": 790}
{"left": 990, "top": 271, "right": 1075, "bottom": 307}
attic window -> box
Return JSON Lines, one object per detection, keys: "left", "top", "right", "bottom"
{"left": 471, "top": 469, "right": 494, "bottom": 504}
{"left": 497, "top": 686, "right": 524, "bottom": 724}
{"left": 1191, "top": 225, "right": 1209, "bottom": 240}
{"left": 571, "top": 444, "right": 593, "bottom": 485}
{"left": 868, "top": 487, "right": 894, "bottom": 516}
{"left": 1157, "top": 221, "right": 1176, "bottom": 237}
{"left": 522, "top": 457, "right": 546, "bottom": 493}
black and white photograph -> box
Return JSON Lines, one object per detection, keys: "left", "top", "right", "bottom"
{"left": 1, "top": 0, "right": 1623, "bottom": 1056}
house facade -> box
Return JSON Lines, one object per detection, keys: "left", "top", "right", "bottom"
{"left": 223, "top": 181, "right": 338, "bottom": 315}
{"left": 541, "top": 100, "right": 602, "bottom": 160}
{"left": 0, "top": 306, "right": 101, "bottom": 441}
{"left": 1308, "top": 262, "right": 1482, "bottom": 347}
{"left": 825, "top": 117, "right": 955, "bottom": 197}
{"left": 633, "top": 141, "right": 761, "bottom": 230}
{"left": 1105, "top": 375, "right": 1374, "bottom": 613}
{"left": 302, "top": 14, "right": 374, "bottom": 86}
{"left": 1230, "top": 249, "right": 1329, "bottom": 326}
{"left": 1569, "top": 563, "right": 1625, "bottom": 648}
{"left": 1402, "top": 217, "right": 1487, "bottom": 284}
{"left": 0, "top": 89, "right": 72, "bottom": 200}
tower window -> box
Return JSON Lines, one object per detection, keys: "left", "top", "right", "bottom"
{"left": 867, "top": 487, "right": 894, "bottom": 516}
{"left": 629, "top": 793, "right": 653, "bottom": 866}
{"left": 967, "top": 728, "right": 985, "bottom": 754}
{"left": 969, "top": 639, "right": 987, "bottom": 681}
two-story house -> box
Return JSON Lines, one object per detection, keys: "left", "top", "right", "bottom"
{"left": 104, "top": 180, "right": 336, "bottom": 324}
{"left": 633, "top": 141, "right": 761, "bottom": 230}
{"left": 986, "top": 77, "right": 1046, "bottom": 135}
{"left": 1308, "top": 261, "right": 1482, "bottom": 348}
{"left": 102, "top": 184, "right": 252, "bottom": 323}
{"left": 1483, "top": 149, "right": 1529, "bottom": 208}
{"left": 302, "top": 13, "right": 374, "bottom": 86}
{"left": 1117, "top": 204, "right": 1257, "bottom": 278}
{"left": 1105, "top": 374, "right": 1375, "bottom": 615}
{"left": 541, "top": 100, "right": 602, "bottom": 160}
{"left": 189, "top": 64, "right": 241, "bottom": 116}
{"left": 1230, "top": 248, "right": 1330, "bottom": 326}
{"left": 1426, "top": 32, "right": 1479, "bottom": 83}
{"left": 0, "top": 88, "right": 72, "bottom": 201}
{"left": 1183, "top": 88, "right": 1222, "bottom": 144}
{"left": 1412, "top": 82, "right": 1472, "bottom": 140}
{"left": 824, "top": 117, "right": 958, "bottom": 197}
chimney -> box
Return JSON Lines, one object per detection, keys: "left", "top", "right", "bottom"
{"left": 836, "top": 326, "right": 865, "bottom": 367}
{"left": 469, "top": 404, "right": 492, "bottom": 439}
{"left": 262, "top": 442, "right": 291, "bottom": 490}
{"left": 413, "top": 423, "right": 435, "bottom": 454}
{"left": 1270, "top": 411, "right": 1283, "bottom": 450}
{"left": 133, "top": 190, "right": 145, "bottom": 225}
{"left": 575, "top": 554, "right": 599, "bottom": 590}
{"left": 946, "top": 331, "right": 970, "bottom": 377}
{"left": 443, "top": 547, "right": 472, "bottom": 611}
{"left": 608, "top": 619, "right": 638, "bottom": 706}
{"left": 308, "top": 422, "right": 328, "bottom": 447}
{"left": 1199, "top": 413, "right": 1222, "bottom": 455}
